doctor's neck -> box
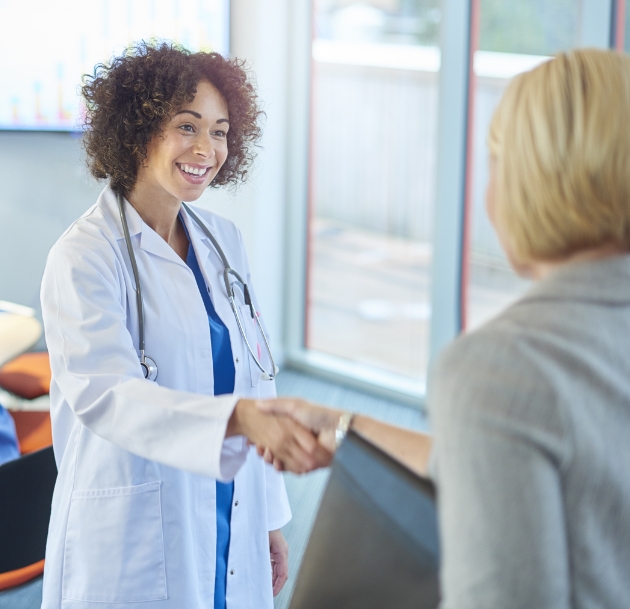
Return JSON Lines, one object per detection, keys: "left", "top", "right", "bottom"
{"left": 126, "top": 181, "right": 190, "bottom": 261}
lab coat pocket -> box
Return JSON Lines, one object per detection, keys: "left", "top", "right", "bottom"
{"left": 62, "top": 481, "right": 167, "bottom": 603}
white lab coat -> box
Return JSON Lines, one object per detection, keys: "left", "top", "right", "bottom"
{"left": 39, "top": 185, "right": 290, "bottom": 609}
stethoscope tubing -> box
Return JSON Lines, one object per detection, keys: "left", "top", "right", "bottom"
{"left": 183, "top": 203, "right": 278, "bottom": 380}
{"left": 228, "top": 295, "right": 277, "bottom": 381}
{"left": 117, "top": 194, "right": 147, "bottom": 356}
{"left": 116, "top": 193, "right": 277, "bottom": 382}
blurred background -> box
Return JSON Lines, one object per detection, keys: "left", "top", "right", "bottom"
{"left": 0, "top": 1, "right": 625, "bottom": 606}
{"left": 2, "top": 0, "right": 615, "bottom": 398}
{"left": 307, "top": 0, "right": 583, "bottom": 384}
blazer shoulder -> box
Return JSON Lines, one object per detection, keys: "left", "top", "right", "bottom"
{"left": 433, "top": 309, "right": 539, "bottom": 380}
{"left": 429, "top": 305, "right": 560, "bottom": 425}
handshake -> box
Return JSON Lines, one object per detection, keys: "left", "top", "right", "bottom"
{"left": 227, "top": 398, "right": 344, "bottom": 474}
{"left": 227, "top": 398, "right": 433, "bottom": 477}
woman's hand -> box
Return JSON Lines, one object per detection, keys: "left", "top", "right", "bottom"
{"left": 226, "top": 399, "right": 332, "bottom": 473}
{"left": 257, "top": 398, "right": 434, "bottom": 477}
{"left": 255, "top": 399, "right": 344, "bottom": 470}
{"left": 257, "top": 398, "right": 343, "bottom": 453}
{"left": 268, "top": 529, "right": 289, "bottom": 596}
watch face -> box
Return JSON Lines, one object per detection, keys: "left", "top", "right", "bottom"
{"left": 335, "top": 413, "right": 354, "bottom": 448}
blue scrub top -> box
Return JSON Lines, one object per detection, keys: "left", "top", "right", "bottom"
{"left": 185, "top": 238, "right": 235, "bottom": 609}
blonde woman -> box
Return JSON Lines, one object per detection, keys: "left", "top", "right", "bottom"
{"left": 263, "top": 48, "right": 630, "bottom": 608}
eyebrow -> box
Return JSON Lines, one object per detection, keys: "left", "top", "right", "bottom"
{"left": 174, "top": 109, "right": 229, "bottom": 124}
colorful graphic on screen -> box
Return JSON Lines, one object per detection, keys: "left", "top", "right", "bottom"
{"left": 0, "top": 0, "right": 229, "bottom": 131}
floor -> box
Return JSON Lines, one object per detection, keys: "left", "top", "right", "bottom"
{"left": 0, "top": 369, "right": 427, "bottom": 609}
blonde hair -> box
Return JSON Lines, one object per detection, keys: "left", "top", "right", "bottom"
{"left": 488, "top": 48, "right": 630, "bottom": 262}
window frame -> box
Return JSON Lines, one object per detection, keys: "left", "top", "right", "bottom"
{"left": 283, "top": 0, "right": 617, "bottom": 408}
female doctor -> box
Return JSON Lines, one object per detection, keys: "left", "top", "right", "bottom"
{"left": 39, "top": 43, "right": 329, "bottom": 609}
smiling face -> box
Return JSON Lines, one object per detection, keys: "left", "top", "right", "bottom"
{"left": 133, "top": 80, "right": 229, "bottom": 205}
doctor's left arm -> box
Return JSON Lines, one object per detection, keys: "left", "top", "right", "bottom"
{"left": 41, "top": 239, "right": 245, "bottom": 481}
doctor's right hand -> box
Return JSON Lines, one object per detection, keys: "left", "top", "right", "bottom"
{"left": 226, "top": 399, "right": 333, "bottom": 474}
{"left": 257, "top": 398, "right": 343, "bottom": 454}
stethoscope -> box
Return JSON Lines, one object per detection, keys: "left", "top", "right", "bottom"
{"left": 116, "top": 193, "right": 278, "bottom": 383}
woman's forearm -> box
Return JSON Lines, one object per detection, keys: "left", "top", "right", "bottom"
{"left": 255, "top": 398, "right": 434, "bottom": 476}
{"left": 351, "top": 415, "right": 433, "bottom": 477}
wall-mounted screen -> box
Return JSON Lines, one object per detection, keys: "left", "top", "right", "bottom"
{"left": 0, "top": 0, "right": 230, "bottom": 131}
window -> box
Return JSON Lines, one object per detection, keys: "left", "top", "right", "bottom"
{"left": 305, "top": 0, "right": 441, "bottom": 384}
{"left": 623, "top": 0, "right": 629, "bottom": 52}
{"left": 465, "top": 0, "right": 582, "bottom": 330}
{"left": 286, "top": 0, "right": 617, "bottom": 401}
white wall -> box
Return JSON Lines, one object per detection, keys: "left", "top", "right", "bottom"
{"left": 0, "top": 132, "right": 103, "bottom": 348}
{"left": 0, "top": 0, "right": 292, "bottom": 357}
{"left": 197, "top": 0, "right": 290, "bottom": 361}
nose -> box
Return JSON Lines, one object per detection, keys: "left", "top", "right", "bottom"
{"left": 193, "top": 131, "right": 216, "bottom": 160}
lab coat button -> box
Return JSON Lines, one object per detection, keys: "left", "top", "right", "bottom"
{"left": 234, "top": 500, "right": 239, "bottom": 507}
{"left": 230, "top": 570, "right": 235, "bottom": 575}
{"left": 235, "top": 357, "right": 239, "bottom": 363}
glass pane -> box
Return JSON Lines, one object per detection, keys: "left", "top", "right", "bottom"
{"left": 466, "top": 0, "right": 582, "bottom": 330}
{"left": 306, "top": 0, "right": 440, "bottom": 381}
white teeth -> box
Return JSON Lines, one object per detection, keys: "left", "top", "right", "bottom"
{"left": 180, "top": 164, "right": 207, "bottom": 176}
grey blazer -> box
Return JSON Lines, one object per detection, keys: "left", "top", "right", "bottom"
{"left": 428, "top": 255, "right": 630, "bottom": 609}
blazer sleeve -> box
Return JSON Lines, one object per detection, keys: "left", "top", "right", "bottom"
{"left": 41, "top": 237, "right": 247, "bottom": 481}
{"left": 428, "top": 333, "right": 572, "bottom": 609}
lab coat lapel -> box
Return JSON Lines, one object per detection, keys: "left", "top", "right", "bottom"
{"left": 139, "top": 227, "right": 188, "bottom": 267}
{"left": 180, "top": 207, "right": 246, "bottom": 383}
{"left": 180, "top": 208, "right": 224, "bottom": 304}
{"left": 98, "top": 187, "right": 142, "bottom": 241}
{"left": 99, "top": 187, "right": 187, "bottom": 267}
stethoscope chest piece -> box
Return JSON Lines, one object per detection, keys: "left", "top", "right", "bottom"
{"left": 260, "top": 366, "right": 280, "bottom": 381}
{"left": 141, "top": 355, "right": 158, "bottom": 382}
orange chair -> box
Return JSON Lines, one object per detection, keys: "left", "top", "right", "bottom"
{"left": 0, "top": 352, "right": 51, "bottom": 402}
{"left": 0, "top": 352, "right": 54, "bottom": 591}
{"left": 0, "top": 351, "right": 52, "bottom": 455}
{"left": 10, "top": 411, "right": 53, "bottom": 457}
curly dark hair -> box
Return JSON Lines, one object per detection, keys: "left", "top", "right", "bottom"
{"left": 81, "top": 41, "right": 263, "bottom": 195}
